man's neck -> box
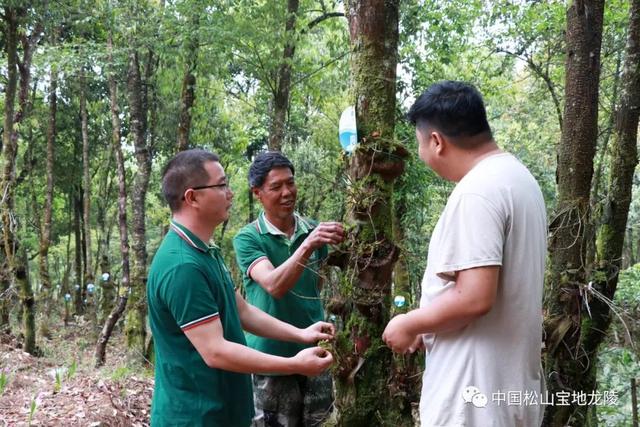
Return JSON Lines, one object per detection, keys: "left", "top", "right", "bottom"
{"left": 451, "top": 141, "right": 502, "bottom": 182}
{"left": 264, "top": 211, "right": 295, "bottom": 238}
{"left": 172, "top": 212, "right": 215, "bottom": 244}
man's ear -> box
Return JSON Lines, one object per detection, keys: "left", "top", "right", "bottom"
{"left": 431, "top": 131, "right": 446, "bottom": 155}
{"left": 183, "top": 188, "right": 197, "bottom": 207}
{"left": 251, "top": 187, "right": 261, "bottom": 201}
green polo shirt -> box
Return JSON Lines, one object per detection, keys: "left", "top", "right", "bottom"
{"left": 147, "top": 220, "right": 253, "bottom": 427}
{"left": 233, "top": 212, "right": 328, "bottom": 359}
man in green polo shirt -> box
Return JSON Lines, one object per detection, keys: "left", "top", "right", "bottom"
{"left": 233, "top": 151, "right": 344, "bottom": 427}
{"left": 147, "top": 149, "right": 335, "bottom": 427}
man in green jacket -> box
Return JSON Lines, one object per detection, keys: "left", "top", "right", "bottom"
{"left": 147, "top": 149, "right": 334, "bottom": 427}
{"left": 233, "top": 151, "right": 344, "bottom": 427}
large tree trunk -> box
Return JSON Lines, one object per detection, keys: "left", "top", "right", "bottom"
{"left": 0, "top": 7, "right": 20, "bottom": 334}
{"left": 268, "top": 0, "right": 299, "bottom": 151}
{"left": 328, "top": 1, "right": 409, "bottom": 425}
{"left": 38, "top": 61, "right": 56, "bottom": 333}
{"left": 124, "top": 49, "right": 151, "bottom": 360}
{"left": 592, "top": 0, "right": 640, "bottom": 413}
{"left": 1, "top": 6, "right": 42, "bottom": 354}
{"left": 176, "top": 14, "right": 198, "bottom": 152}
{"left": 96, "top": 33, "right": 132, "bottom": 367}
{"left": 80, "top": 67, "right": 94, "bottom": 289}
{"left": 543, "top": 1, "right": 605, "bottom": 425}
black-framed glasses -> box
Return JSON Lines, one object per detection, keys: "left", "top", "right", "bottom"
{"left": 191, "top": 182, "right": 228, "bottom": 191}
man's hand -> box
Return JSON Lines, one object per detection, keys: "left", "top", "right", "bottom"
{"left": 382, "top": 314, "right": 418, "bottom": 354}
{"left": 292, "top": 346, "right": 334, "bottom": 376}
{"left": 303, "top": 222, "right": 344, "bottom": 251}
{"left": 299, "top": 321, "right": 335, "bottom": 344}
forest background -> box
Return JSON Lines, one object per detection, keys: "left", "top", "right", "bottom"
{"left": 0, "top": 0, "right": 639, "bottom": 426}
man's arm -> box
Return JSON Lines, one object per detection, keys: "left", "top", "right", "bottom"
{"left": 383, "top": 266, "right": 499, "bottom": 353}
{"left": 249, "top": 222, "right": 343, "bottom": 299}
{"left": 234, "top": 290, "right": 334, "bottom": 343}
{"left": 184, "top": 318, "right": 333, "bottom": 376}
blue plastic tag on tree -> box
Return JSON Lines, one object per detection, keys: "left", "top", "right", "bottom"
{"left": 87, "top": 283, "right": 95, "bottom": 294}
{"left": 339, "top": 106, "right": 358, "bottom": 153}
{"left": 393, "top": 295, "right": 406, "bottom": 308}
{"left": 101, "top": 272, "right": 110, "bottom": 282}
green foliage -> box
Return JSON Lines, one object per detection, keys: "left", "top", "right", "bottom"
{"left": 0, "top": 369, "right": 9, "bottom": 395}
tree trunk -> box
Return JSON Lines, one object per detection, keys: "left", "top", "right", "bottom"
{"left": 38, "top": 61, "right": 56, "bottom": 336}
{"left": 268, "top": 0, "right": 299, "bottom": 151}
{"left": 176, "top": 14, "right": 198, "bottom": 152}
{"left": 592, "top": 0, "right": 640, "bottom": 414}
{"left": 543, "top": 1, "right": 605, "bottom": 425}
{"left": 96, "top": 33, "right": 132, "bottom": 367}
{"left": 0, "top": 7, "right": 19, "bottom": 334}
{"left": 73, "top": 189, "right": 84, "bottom": 315}
{"left": 1, "top": 6, "right": 42, "bottom": 354}
{"left": 329, "top": 1, "right": 409, "bottom": 425}
{"left": 80, "top": 67, "right": 93, "bottom": 291}
{"left": 124, "top": 49, "right": 151, "bottom": 359}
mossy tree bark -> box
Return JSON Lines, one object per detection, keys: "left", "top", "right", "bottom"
{"left": 328, "top": 1, "right": 411, "bottom": 425}
{"left": 591, "top": 0, "right": 640, "bottom": 419}
{"left": 542, "top": 1, "right": 605, "bottom": 425}
{"left": 1, "top": 5, "right": 42, "bottom": 354}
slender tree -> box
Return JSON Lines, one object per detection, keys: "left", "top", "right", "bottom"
{"left": 543, "top": 0, "right": 605, "bottom": 425}
{"left": 177, "top": 13, "right": 199, "bottom": 151}
{"left": 124, "top": 48, "right": 153, "bottom": 360}
{"left": 80, "top": 66, "right": 94, "bottom": 291}
{"left": 38, "top": 57, "right": 57, "bottom": 329}
{"left": 96, "top": 32, "right": 132, "bottom": 367}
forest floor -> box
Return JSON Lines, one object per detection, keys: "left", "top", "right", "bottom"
{"left": 0, "top": 316, "right": 153, "bottom": 426}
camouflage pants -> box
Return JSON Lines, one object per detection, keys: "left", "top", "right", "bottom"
{"left": 251, "top": 372, "right": 334, "bottom": 427}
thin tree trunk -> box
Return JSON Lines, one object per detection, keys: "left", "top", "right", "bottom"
{"left": 38, "top": 63, "right": 56, "bottom": 322}
{"left": 96, "top": 33, "right": 132, "bottom": 367}
{"left": 176, "top": 14, "right": 198, "bottom": 152}
{"left": 268, "top": 0, "right": 299, "bottom": 151}
{"left": 73, "top": 189, "right": 83, "bottom": 315}
{"left": 80, "top": 67, "right": 93, "bottom": 290}
{"left": 543, "top": 1, "right": 605, "bottom": 425}
{"left": 124, "top": 50, "right": 151, "bottom": 359}
{"left": 330, "top": 1, "right": 409, "bottom": 425}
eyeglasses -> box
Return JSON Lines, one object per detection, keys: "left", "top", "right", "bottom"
{"left": 191, "top": 183, "right": 228, "bottom": 191}
{"left": 182, "top": 182, "right": 229, "bottom": 200}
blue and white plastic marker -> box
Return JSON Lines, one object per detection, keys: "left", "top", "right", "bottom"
{"left": 339, "top": 106, "right": 358, "bottom": 153}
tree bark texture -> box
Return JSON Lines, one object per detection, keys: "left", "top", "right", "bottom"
{"left": 1, "top": 6, "right": 42, "bottom": 354}
{"left": 543, "top": 1, "right": 605, "bottom": 425}
{"left": 328, "top": 1, "right": 410, "bottom": 425}
{"left": 38, "top": 63, "right": 57, "bottom": 321}
{"left": 124, "top": 49, "right": 151, "bottom": 359}
{"left": 80, "top": 67, "right": 93, "bottom": 289}
{"left": 268, "top": 0, "right": 299, "bottom": 151}
{"left": 96, "top": 34, "right": 132, "bottom": 367}
{"left": 176, "top": 14, "right": 199, "bottom": 152}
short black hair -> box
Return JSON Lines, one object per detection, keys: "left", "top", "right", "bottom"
{"left": 407, "top": 81, "right": 492, "bottom": 141}
{"left": 162, "top": 149, "right": 220, "bottom": 212}
{"left": 248, "top": 151, "right": 295, "bottom": 188}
